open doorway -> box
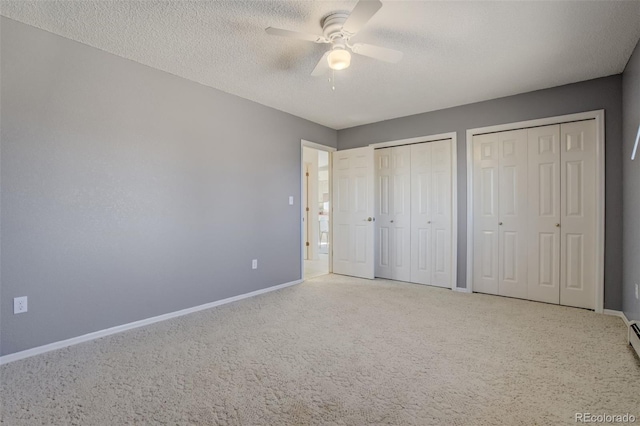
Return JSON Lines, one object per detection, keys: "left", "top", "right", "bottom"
{"left": 302, "top": 144, "right": 332, "bottom": 280}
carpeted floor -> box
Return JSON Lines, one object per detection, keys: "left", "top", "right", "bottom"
{"left": 1, "top": 274, "right": 639, "bottom": 425}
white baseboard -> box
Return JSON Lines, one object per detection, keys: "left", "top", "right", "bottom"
{"left": 0, "top": 279, "right": 303, "bottom": 366}
{"left": 603, "top": 309, "right": 632, "bottom": 327}
{"left": 453, "top": 287, "right": 472, "bottom": 293}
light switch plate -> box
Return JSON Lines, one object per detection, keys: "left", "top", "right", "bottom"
{"left": 289, "top": 196, "right": 294, "bottom": 205}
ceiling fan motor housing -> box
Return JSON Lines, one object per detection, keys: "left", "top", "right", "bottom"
{"left": 322, "top": 12, "right": 350, "bottom": 40}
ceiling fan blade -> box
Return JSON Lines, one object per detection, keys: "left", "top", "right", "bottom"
{"left": 342, "top": 0, "right": 383, "bottom": 36}
{"left": 351, "top": 43, "right": 403, "bottom": 63}
{"left": 311, "top": 52, "right": 330, "bottom": 77}
{"left": 265, "top": 27, "right": 328, "bottom": 43}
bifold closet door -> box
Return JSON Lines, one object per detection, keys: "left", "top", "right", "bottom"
{"left": 527, "top": 125, "right": 561, "bottom": 304}
{"left": 472, "top": 130, "right": 528, "bottom": 297}
{"left": 374, "top": 146, "right": 411, "bottom": 281}
{"left": 474, "top": 120, "right": 597, "bottom": 309}
{"left": 410, "top": 140, "right": 452, "bottom": 288}
{"left": 560, "top": 120, "right": 596, "bottom": 309}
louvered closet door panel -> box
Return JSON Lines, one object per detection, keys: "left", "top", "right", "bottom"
{"left": 410, "top": 142, "right": 433, "bottom": 285}
{"left": 430, "top": 140, "right": 452, "bottom": 288}
{"left": 473, "top": 134, "right": 500, "bottom": 295}
{"left": 497, "top": 130, "right": 528, "bottom": 299}
{"left": 375, "top": 148, "right": 393, "bottom": 279}
{"left": 391, "top": 146, "right": 412, "bottom": 282}
{"left": 527, "top": 125, "right": 561, "bottom": 304}
{"left": 560, "top": 120, "right": 596, "bottom": 310}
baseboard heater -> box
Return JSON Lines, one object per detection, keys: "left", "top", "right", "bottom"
{"left": 630, "top": 323, "right": 640, "bottom": 359}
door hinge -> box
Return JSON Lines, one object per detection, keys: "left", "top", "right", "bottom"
{"left": 306, "top": 242, "right": 310, "bottom": 247}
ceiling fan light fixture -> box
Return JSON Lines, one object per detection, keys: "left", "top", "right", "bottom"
{"left": 327, "top": 48, "right": 351, "bottom": 70}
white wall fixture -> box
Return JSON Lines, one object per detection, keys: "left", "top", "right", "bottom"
{"left": 13, "top": 297, "right": 28, "bottom": 314}
{"left": 632, "top": 123, "right": 639, "bottom": 160}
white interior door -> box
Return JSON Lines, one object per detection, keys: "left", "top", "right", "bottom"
{"left": 472, "top": 134, "right": 500, "bottom": 295}
{"left": 527, "top": 125, "right": 561, "bottom": 304}
{"left": 375, "top": 147, "right": 393, "bottom": 279}
{"left": 332, "top": 146, "right": 375, "bottom": 279}
{"left": 430, "top": 140, "right": 453, "bottom": 288}
{"left": 375, "top": 146, "right": 411, "bottom": 281}
{"left": 497, "top": 129, "right": 528, "bottom": 299}
{"left": 410, "top": 142, "right": 433, "bottom": 285}
{"left": 560, "top": 120, "right": 596, "bottom": 309}
{"left": 410, "top": 140, "right": 453, "bottom": 287}
{"left": 391, "top": 146, "right": 411, "bottom": 281}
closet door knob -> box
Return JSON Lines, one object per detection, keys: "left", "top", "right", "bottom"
{"left": 390, "top": 220, "right": 394, "bottom": 223}
{"left": 556, "top": 223, "right": 560, "bottom": 228}
{"left": 427, "top": 221, "right": 431, "bottom": 224}
{"left": 499, "top": 222, "right": 503, "bottom": 226}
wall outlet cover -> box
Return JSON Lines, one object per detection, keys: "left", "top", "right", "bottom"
{"left": 14, "top": 296, "right": 28, "bottom": 314}
{"left": 252, "top": 259, "right": 258, "bottom": 269}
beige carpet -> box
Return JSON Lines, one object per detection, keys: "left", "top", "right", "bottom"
{"left": 1, "top": 274, "right": 639, "bottom": 425}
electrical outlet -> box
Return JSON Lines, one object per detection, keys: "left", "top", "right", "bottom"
{"left": 14, "top": 296, "right": 28, "bottom": 314}
{"left": 635, "top": 283, "right": 639, "bottom": 300}
{"left": 252, "top": 259, "right": 258, "bottom": 270}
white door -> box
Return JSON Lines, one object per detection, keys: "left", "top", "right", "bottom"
{"left": 375, "top": 146, "right": 411, "bottom": 281}
{"left": 410, "top": 140, "right": 452, "bottom": 287}
{"left": 430, "top": 140, "right": 453, "bottom": 288}
{"left": 473, "top": 130, "right": 528, "bottom": 297}
{"left": 497, "top": 129, "right": 528, "bottom": 299}
{"left": 410, "top": 142, "right": 433, "bottom": 285}
{"left": 375, "top": 148, "right": 393, "bottom": 279}
{"left": 472, "top": 134, "right": 501, "bottom": 295}
{"left": 527, "top": 125, "right": 561, "bottom": 304}
{"left": 332, "top": 146, "right": 375, "bottom": 279}
{"left": 560, "top": 120, "right": 596, "bottom": 309}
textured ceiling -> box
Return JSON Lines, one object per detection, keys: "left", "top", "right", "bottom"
{"left": 1, "top": 1, "right": 639, "bottom": 130}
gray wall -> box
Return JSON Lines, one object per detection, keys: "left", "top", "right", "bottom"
{"left": 0, "top": 18, "right": 336, "bottom": 356}
{"left": 622, "top": 39, "right": 640, "bottom": 322}
{"left": 338, "top": 76, "right": 624, "bottom": 310}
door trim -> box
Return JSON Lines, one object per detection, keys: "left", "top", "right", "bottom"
{"left": 369, "top": 132, "right": 458, "bottom": 291}
{"left": 465, "top": 110, "right": 605, "bottom": 313}
{"left": 301, "top": 140, "right": 336, "bottom": 280}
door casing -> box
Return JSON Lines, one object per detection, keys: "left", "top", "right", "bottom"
{"left": 301, "top": 140, "right": 336, "bottom": 280}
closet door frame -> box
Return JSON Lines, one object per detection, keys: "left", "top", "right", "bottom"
{"left": 369, "top": 132, "right": 458, "bottom": 291}
{"left": 465, "top": 110, "right": 605, "bottom": 313}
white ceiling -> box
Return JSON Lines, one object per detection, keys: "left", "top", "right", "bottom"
{"left": 2, "top": 1, "right": 639, "bottom": 130}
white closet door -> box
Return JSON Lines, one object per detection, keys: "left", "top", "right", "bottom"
{"left": 497, "top": 129, "right": 528, "bottom": 299}
{"left": 375, "top": 148, "right": 393, "bottom": 279}
{"left": 430, "top": 140, "right": 452, "bottom": 288}
{"left": 527, "top": 125, "right": 561, "bottom": 304}
{"left": 375, "top": 146, "right": 411, "bottom": 281}
{"left": 411, "top": 140, "right": 452, "bottom": 287}
{"left": 560, "top": 120, "right": 596, "bottom": 309}
{"left": 472, "top": 134, "right": 501, "bottom": 295}
{"left": 410, "top": 142, "right": 433, "bottom": 285}
{"left": 332, "top": 146, "right": 375, "bottom": 279}
{"left": 391, "top": 146, "right": 412, "bottom": 282}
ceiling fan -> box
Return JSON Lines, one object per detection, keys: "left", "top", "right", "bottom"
{"left": 265, "top": 0, "right": 403, "bottom": 76}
